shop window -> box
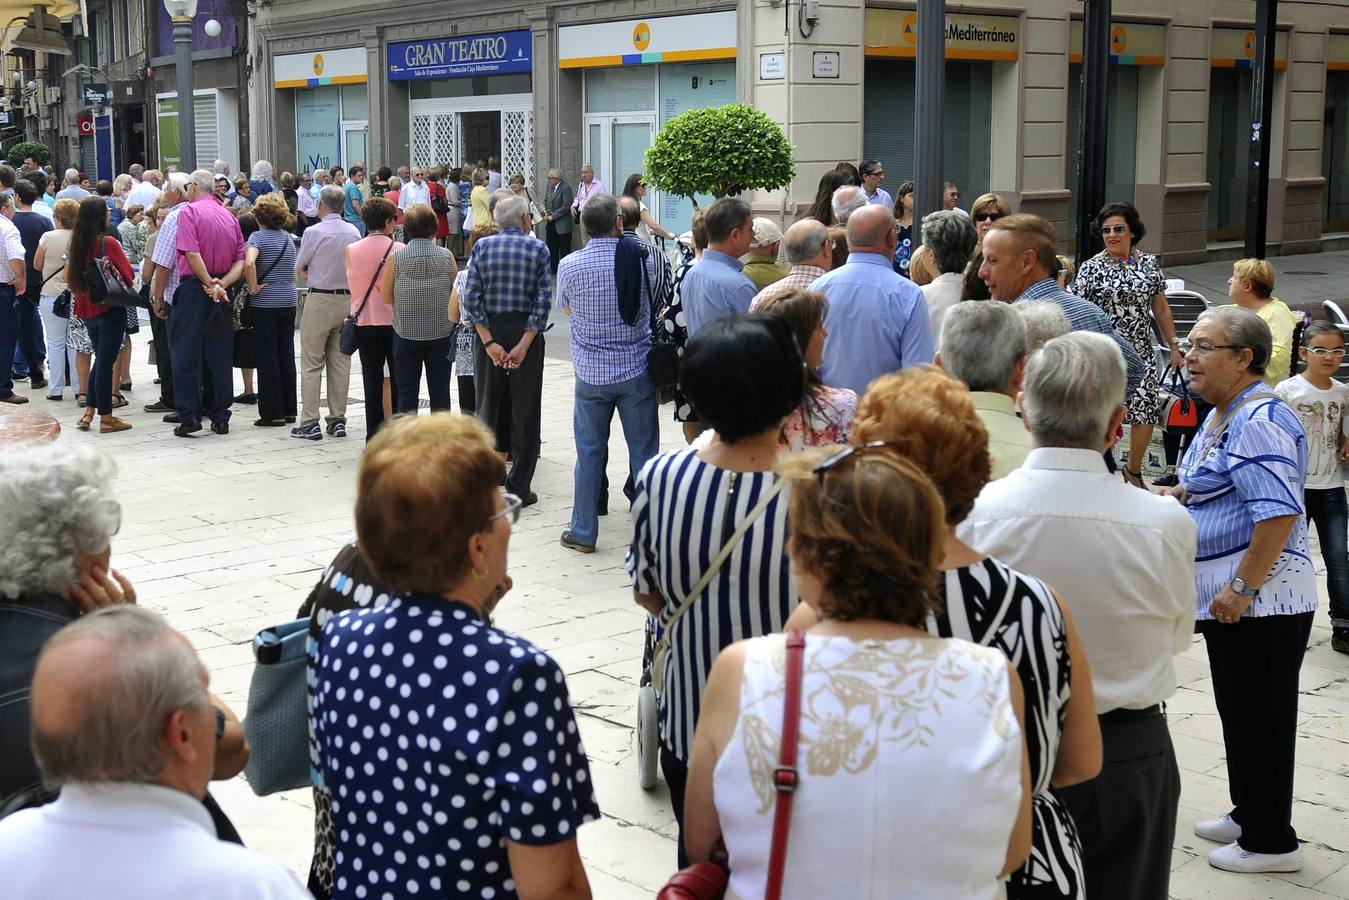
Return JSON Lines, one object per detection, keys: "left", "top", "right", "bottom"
{"left": 409, "top": 73, "right": 532, "bottom": 101}
{"left": 584, "top": 67, "right": 656, "bottom": 113}
{"left": 863, "top": 60, "right": 993, "bottom": 205}
{"left": 1324, "top": 71, "right": 1349, "bottom": 233}
{"left": 1065, "top": 64, "right": 1140, "bottom": 232}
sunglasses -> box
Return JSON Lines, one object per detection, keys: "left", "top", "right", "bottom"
{"left": 1101, "top": 224, "right": 1130, "bottom": 236}
{"left": 974, "top": 212, "right": 1001, "bottom": 223}
{"left": 812, "top": 441, "right": 902, "bottom": 479}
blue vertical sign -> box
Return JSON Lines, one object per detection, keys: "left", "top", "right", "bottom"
{"left": 94, "top": 114, "right": 114, "bottom": 182}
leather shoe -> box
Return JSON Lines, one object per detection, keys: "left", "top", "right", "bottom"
{"left": 162, "top": 412, "right": 181, "bottom": 423}
{"left": 520, "top": 491, "right": 539, "bottom": 508}
{"left": 144, "top": 399, "right": 174, "bottom": 412}
{"left": 560, "top": 530, "right": 597, "bottom": 554}
{"left": 254, "top": 417, "right": 287, "bottom": 427}
{"left": 173, "top": 420, "right": 202, "bottom": 437}
{"left": 210, "top": 421, "right": 229, "bottom": 435}
{"left": 0, "top": 393, "right": 29, "bottom": 404}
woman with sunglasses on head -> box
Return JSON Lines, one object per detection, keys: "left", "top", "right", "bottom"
{"left": 621, "top": 173, "right": 676, "bottom": 245}
{"left": 313, "top": 414, "right": 599, "bottom": 900}
{"left": 1071, "top": 201, "right": 1183, "bottom": 488}
{"left": 683, "top": 442, "right": 1033, "bottom": 898}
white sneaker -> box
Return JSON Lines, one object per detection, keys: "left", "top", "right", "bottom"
{"left": 1208, "top": 841, "right": 1302, "bottom": 873}
{"left": 1194, "top": 813, "right": 1242, "bottom": 843}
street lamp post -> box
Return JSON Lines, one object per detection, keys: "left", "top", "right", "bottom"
{"left": 163, "top": 0, "right": 197, "bottom": 171}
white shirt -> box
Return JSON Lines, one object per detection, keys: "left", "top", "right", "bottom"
{"left": 0, "top": 214, "right": 24, "bottom": 283}
{"left": 30, "top": 200, "right": 55, "bottom": 222}
{"left": 0, "top": 782, "right": 310, "bottom": 899}
{"left": 924, "top": 271, "right": 965, "bottom": 341}
{"left": 1275, "top": 374, "right": 1349, "bottom": 489}
{"left": 125, "top": 179, "right": 163, "bottom": 211}
{"left": 398, "top": 180, "right": 431, "bottom": 210}
{"left": 958, "top": 447, "right": 1197, "bottom": 714}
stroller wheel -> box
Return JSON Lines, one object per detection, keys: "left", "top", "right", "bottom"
{"left": 637, "top": 684, "right": 660, "bottom": 790}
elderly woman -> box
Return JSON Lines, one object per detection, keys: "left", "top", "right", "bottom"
{"left": 381, "top": 204, "right": 457, "bottom": 413}
{"left": 1227, "top": 257, "right": 1297, "bottom": 385}
{"left": 685, "top": 445, "right": 1033, "bottom": 898}
{"left": 230, "top": 176, "right": 253, "bottom": 212}
{"left": 753, "top": 289, "right": 856, "bottom": 449}
{"left": 920, "top": 210, "right": 978, "bottom": 338}
{"left": 33, "top": 198, "right": 81, "bottom": 401}
{"left": 1073, "top": 201, "right": 1183, "bottom": 487}
{"left": 345, "top": 196, "right": 404, "bottom": 439}
{"left": 0, "top": 445, "right": 248, "bottom": 823}
{"left": 243, "top": 192, "right": 299, "bottom": 427}
{"left": 467, "top": 167, "right": 492, "bottom": 253}
{"left": 313, "top": 414, "right": 599, "bottom": 900}
{"left": 1164, "top": 306, "right": 1316, "bottom": 875}
{"left": 892, "top": 180, "right": 915, "bottom": 276}
{"left": 628, "top": 314, "right": 805, "bottom": 865}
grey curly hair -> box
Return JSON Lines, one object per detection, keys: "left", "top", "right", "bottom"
{"left": 0, "top": 444, "right": 121, "bottom": 599}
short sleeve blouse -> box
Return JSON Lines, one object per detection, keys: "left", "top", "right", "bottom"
{"left": 247, "top": 228, "right": 298, "bottom": 308}
{"left": 314, "top": 594, "right": 600, "bottom": 898}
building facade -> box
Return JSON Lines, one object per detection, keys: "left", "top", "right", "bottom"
{"left": 248, "top": 0, "right": 1349, "bottom": 264}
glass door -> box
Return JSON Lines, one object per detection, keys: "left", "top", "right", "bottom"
{"left": 341, "top": 121, "right": 368, "bottom": 169}
{"left": 584, "top": 115, "right": 656, "bottom": 199}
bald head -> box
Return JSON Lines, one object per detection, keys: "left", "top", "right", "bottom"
{"left": 832, "top": 185, "right": 866, "bottom": 224}
{"left": 784, "top": 218, "right": 832, "bottom": 268}
{"left": 846, "top": 204, "right": 898, "bottom": 253}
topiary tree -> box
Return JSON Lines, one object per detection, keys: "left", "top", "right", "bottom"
{"left": 5, "top": 141, "right": 53, "bottom": 168}
{"left": 644, "top": 103, "right": 795, "bottom": 206}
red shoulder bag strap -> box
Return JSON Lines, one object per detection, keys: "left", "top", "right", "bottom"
{"left": 764, "top": 628, "right": 805, "bottom": 900}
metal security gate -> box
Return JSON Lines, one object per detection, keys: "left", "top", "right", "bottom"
{"left": 410, "top": 111, "right": 458, "bottom": 170}
{"left": 409, "top": 94, "right": 532, "bottom": 180}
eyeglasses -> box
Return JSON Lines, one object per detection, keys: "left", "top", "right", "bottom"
{"left": 812, "top": 441, "right": 901, "bottom": 479}
{"left": 1100, "top": 224, "right": 1130, "bottom": 236}
{"left": 487, "top": 491, "right": 523, "bottom": 526}
{"left": 1306, "top": 347, "right": 1347, "bottom": 358}
{"left": 974, "top": 211, "right": 1001, "bottom": 223}
{"left": 1181, "top": 341, "right": 1240, "bottom": 356}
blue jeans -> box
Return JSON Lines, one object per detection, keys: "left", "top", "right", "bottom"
{"left": 83, "top": 308, "right": 126, "bottom": 416}
{"left": 569, "top": 372, "right": 660, "bottom": 545}
{"left": 0, "top": 285, "right": 43, "bottom": 398}
{"left": 1304, "top": 487, "right": 1349, "bottom": 628}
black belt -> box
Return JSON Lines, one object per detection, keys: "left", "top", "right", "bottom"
{"left": 1099, "top": 703, "right": 1162, "bottom": 724}
{"left": 309, "top": 288, "right": 350, "bottom": 294}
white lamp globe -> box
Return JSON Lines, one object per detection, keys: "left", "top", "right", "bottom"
{"left": 204, "top": 18, "right": 221, "bottom": 36}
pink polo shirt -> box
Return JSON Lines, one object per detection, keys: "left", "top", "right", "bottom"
{"left": 346, "top": 234, "right": 403, "bottom": 326}
{"left": 175, "top": 194, "right": 245, "bottom": 277}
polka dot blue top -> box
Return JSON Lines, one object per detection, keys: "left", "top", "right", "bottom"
{"left": 314, "top": 594, "right": 601, "bottom": 899}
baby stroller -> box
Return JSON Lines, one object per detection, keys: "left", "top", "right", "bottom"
{"left": 637, "top": 616, "right": 661, "bottom": 790}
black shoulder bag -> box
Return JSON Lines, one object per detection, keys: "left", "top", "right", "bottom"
{"left": 643, "top": 251, "right": 680, "bottom": 391}
{"left": 339, "top": 238, "right": 395, "bottom": 356}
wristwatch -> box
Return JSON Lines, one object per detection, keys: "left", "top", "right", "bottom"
{"left": 1230, "top": 577, "right": 1258, "bottom": 597}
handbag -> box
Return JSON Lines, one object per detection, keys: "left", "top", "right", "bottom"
{"left": 656, "top": 628, "right": 805, "bottom": 900}
{"left": 242, "top": 618, "right": 313, "bottom": 796}
{"left": 52, "top": 289, "right": 71, "bottom": 319}
{"left": 339, "top": 237, "right": 396, "bottom": 356}
{"left": 86, "top": 236, "right": 140, "bottom": 309}
{"left": 236, "top": 238, "right": 289, "bottom": 332}
{"left": 644, "top": 254, "right": 681, "bottom": 391}
{"left": 1161, "top": 366, "right": 1198, "bottom": 432}
{"left": 430, "top": 183, "right": 449, "bottom": 215}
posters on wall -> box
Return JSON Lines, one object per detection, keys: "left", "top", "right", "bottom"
{"left": 296, "top": 86, "right": 342, "bottom": 175}
{"left": 657, "top": 61, "right": 736, "bottom": 234}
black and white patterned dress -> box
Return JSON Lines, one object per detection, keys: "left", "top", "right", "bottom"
{"left": 1072, "top": 250, "right": 1167, "bottom": 424}
{"left": 929, "top": 557, "right": 1085, "bottom": 900}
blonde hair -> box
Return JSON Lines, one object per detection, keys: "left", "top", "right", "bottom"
{"left": 53, "top": 198, "right": 79, "bottom": 229}
{"left": 908, "top": 244, "right": 936, "bottom": 285}
{"left": 1232, "top": 258, "right": 1276, "bottom": 299}
{"left": 970, "top": 192, "right": 1012, "bottom": 218}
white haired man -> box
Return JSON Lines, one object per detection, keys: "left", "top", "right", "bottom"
{"left": 0, "top": 605, "right": 309, "bottom": 898}
{"left": 54, "top": 168, "right": 88, "bottom": 202}
{"left": 960, "top": 331, "right": 1196, "bottom": 900}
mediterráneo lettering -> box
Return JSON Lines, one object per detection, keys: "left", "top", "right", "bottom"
{"left": 946, "top": 20, "right": 1017, "bottom": 43}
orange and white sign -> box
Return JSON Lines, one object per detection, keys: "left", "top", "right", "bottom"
{"left": 865, "top": 9, "right": 1019, "bottom": 62}
{"left": 1068, "top": 20, "right": 1166, "bottom": 65}
{"left": 559, "top": 11, "right": 736, "bottom": 68}
{"left": 1210, "top": 27, "right": 1288, "bottom": 69}
{"left": 274, "top": 47, "right": 368, "bottom": 88}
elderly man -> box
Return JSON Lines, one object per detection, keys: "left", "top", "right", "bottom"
{"left": 545, "top": 168, "right": 575, "bottom": 273}
{"left": 571, "top": 164, "right": 605, "bottom": 221}
{"left": 164, "top": 170, "right": 246, "bottom": 437}
{"left": 126, "top": 168, "right": 162, "bottom": 211}
{"left": 556, "top": 194, "right": 661, "bottom": 553}
{"left": 678, "top": 197, "right": 756, "bottom": 338}
{"left": 54, "top": 168, "right": 88, "bottom": 201}
{"left": 944, "top": 181, "right": 965, "bottom": 214}
{"left": 750, "top": 218, "right": 833, "bottom": 309}
{"left": 397, "top": 166, "right": 430, "bottom": 210}
{"left": 1017, "top": 300, "right": 1071, "bottom": 352}
{"left": 859, "top": 159, "right": 892, "bottom": 208}
{"left": 812, "top": 204, "right": 933, "bottom": 395}
{"left": 0, "top": 192, "right": 32, "bottom": 405}
{"left": 980, "top": 213, "right": 1144, "bottom": 398}
{"left": 310, "top": 168, "right": 330, "bottom": 200}
{"left": 462, "top": 193, "right": 552, "bottom": 505}
{"left": 920, "top": 210, "right": 977, "bottom": 338}
{"left": 937, "top": 301, "right": 1033, "bottom": 478}
{"left": 741, "top": 218, "right": 788, "bottom": 291}
{"left": 0, "top": 606, "right": 309, "bottom": 898}
{"left": 960, "top": 332, "right": 1196, "bottom": 900}
{"left": 831, "top": 184, "right": 867, "bottom": 225}
{"left": 293, "top": 184, "right": 359, "bottom": 441}
{"left": 147, "top": 173, "right": 191, "bottom": 416}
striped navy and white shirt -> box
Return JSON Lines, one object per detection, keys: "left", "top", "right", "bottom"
{"left": 246, "top": 228, "right": 297, "bottom": 308}
{"left": 626, "top": 447, "right": 798, "bottom": 762}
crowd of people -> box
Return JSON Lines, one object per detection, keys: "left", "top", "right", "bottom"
{"left": 0, "top": 151, "right": 1343, "bottom": 900}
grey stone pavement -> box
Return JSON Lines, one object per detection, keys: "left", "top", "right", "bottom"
{"left": 1167, "top": 249, "right": 1349, "bottom": 321}
{"left": 38, "top": 318, "right": 1349, "bottom": 899}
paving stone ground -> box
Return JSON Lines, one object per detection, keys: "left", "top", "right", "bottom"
{"left": 42, "top": 326, "right": 1348, "bottom": 899}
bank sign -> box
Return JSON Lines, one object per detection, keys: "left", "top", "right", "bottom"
{"left": 387, "top": 31, "right": 532, "bottom": 81}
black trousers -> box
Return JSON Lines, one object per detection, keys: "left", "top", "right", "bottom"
{"left": 457, "top": 374, "right": 476, "bottom": 414}
{"left": 356, "top": 324, "right": 397, "bottom": 440}
{"left": 393, "top": 332, "right": 452, "bottom": 414}
{"left": 473, "top": 314, "right": 542, "bottom": 496}
{"left": 149, "top": 304, "right": 174, "bottom": 406}
{"left": 1056, "top": 707, "right": 1180, "bottom": 900}
{"left": 545, "top": 221, "right": 572, "bottom": 275}
{"left": 251, "top": 306, "right": 297, "bottom": 422}
{"left": 660, "top": 745, "right": 690, "bottom": 869}
{"left": 1197, "top": 611, "right": 1314, "bottom": 854}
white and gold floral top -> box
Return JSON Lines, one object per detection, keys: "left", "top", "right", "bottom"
{"left": 714, "top": 632, "right": 1023, "bottom": 900}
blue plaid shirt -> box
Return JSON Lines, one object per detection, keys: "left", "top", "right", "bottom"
{"left": 1017, "top": 278, "right": 1145, "bottom": 398}
{"left": 556, "top": 236, "right": 654, "bottom": 385}
{"left": 461, "top": 227, "right": 553, "bottom": 333}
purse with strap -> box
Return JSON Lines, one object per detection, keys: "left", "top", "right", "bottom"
{"left": 339, "top": 237, "right": 396, "bottom": 356}
{"left": 234, "top": 238, "right": 289, "bottom": 332}
{"left": 656, "top": 628, "right": 806, "bottom": 900}
{"left": 644, "top": 254, "right": 681, "bottom": 391}
{"left": 242, "top": 618, "right": 313, "bottom": 795}
{"left": 649, "top": 478, "right": 789, "bottom": 689}
{"left": 1161, "top": 366, "right": 1199, "bottom": 432}
{"left": 86, "top": 236, "right": 140, "bottom": 309}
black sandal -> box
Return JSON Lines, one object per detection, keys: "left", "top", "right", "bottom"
{"left": 1122, "top": 467, "right": 1146, "bottom": 489}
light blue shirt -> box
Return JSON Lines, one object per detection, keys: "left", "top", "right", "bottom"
{"left": 679, "top": 249, "right": 757, "bottom": 338}
{"left": 814, "top": 252, "right": 934, "bottom": 395}
{"left": 865, "top": 187, "right": 893, "bottom": 209}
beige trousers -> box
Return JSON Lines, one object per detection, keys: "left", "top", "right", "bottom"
{"left": 299, "top": 291, "right": 351, "bottom": 427}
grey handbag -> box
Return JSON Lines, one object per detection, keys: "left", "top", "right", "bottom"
{"left": 242, "top": 618, "right": 312, "bottom": 796}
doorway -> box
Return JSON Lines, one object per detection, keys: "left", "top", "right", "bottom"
{"left": 342, "top": 121, "right": 368, "bottom": 170}
{"left": 584, "top": 115, "right": 655, "bottom": 193}
{"left": 461, "top": 111, "right": 501, "bottom": 170}
{"left": 1207, "top": 68, "right": 1251, "bottom": 242}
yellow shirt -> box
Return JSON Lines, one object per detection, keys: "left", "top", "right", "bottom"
{"left": 470, "top": 185, "right": 491, "bottom": 230}
{"left": 970, "top": 392, "right": 1034, "bottom": 479}
{"left": 1226, "top": 299, "right": 1297, "bottom": 386}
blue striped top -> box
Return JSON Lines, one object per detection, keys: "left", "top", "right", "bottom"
{"left": 626, "top": 447, "right": 798, "bottom": 762}
{"left": 1178, "top": 382, "right": 1317, "bottom": 619}
{"left": 247, "top": 228, "right": 297, "bottom": 308}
